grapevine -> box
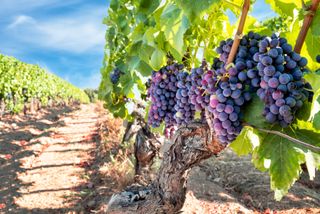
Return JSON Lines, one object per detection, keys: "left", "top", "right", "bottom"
{"left": 100, "top": 0, "right": 320, "bottom": 204}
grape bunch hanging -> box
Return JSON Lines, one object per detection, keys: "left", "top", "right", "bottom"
{"left": 146, "top": 32, "right": 311, "bottom": 145}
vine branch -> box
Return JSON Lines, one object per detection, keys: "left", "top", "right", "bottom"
{"left": 294, "top": 0, "right": 320, "bottom": 53}
{"left": 245, "top": 125, "right": 320, "bottom": 153}
{"left": 226, "top": 0, "right": 250, "bottom": 66}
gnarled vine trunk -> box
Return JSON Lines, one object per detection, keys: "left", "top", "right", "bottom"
{"left": 134, "top": 125, "right": 161, "bottom": 183}
{"left": 107, "top": 122, "right": 225, "bottom": 214}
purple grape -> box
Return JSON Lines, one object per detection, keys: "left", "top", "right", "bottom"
{"left": 264, "top": 66, "right": 276, "bottom": 76}
{"left": 266, "top": 112, "right": 277, "bottom": 123}
{"left": 238, "top": 72, "right": 247, "bottom": 81}
{"left": 286, "top": 60, "right": 297, "bottom": 69}
{"left": 272, "top": 90, "right": 284, "bottom": 100}
{"left": 218, "top": 112, "right": 229, "bottom": 121}
{"left": 298, "top": 57, "right": 307, "bottom": 67}
{"left": 261, "top": 56, "right": 273, "bottom": 66}
{"left": 224, "top": 105, "right": 234, "bottom": 114}
{"left": 275, "top": 98, "right": 285, "bottom": 107}
{"left": 279, "top": 74, "right": 290, "bottom": 84}
{"left": 279, "top": 105, "right": 291, "bottom": 117}
{"left": 268, "top": 78, "right": 279, "bottom": 88}
{"left": 285, "top": 96, "right": 296, "bottom": 107}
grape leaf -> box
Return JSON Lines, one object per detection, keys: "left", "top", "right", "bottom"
{"left": 242, "top": 94, "right": 272, "bottom": 128}
{"left": 304, "top": 72, "right": 320, "bottom": 93}
{"left": 304, "top": 34, "right": 320, "bottom": 71}
{"left": 160, "top": 3, "right": 189, "bottom": 58}
{"left": 265, "top": 0, "right": 300, "bottom": 17}
{"left": 174, "top": 0, "right": 220, "bottom": 20}
{"left": 134, "top": 0, "right": 161, "bottom": 14}
{"left": 253, "top": 130, "right": 305, "bottom": 200}
{"left": 150, "top": 49, "right": 166, "bottom": 70}
{"left": 230, "top": 126, "right": 260, "bottom": 156}
{"left": 303, "top": 73, "right": 320, "bottom": 129}
{"left": 304, "top": 150, "right": 320, "bottom": 180}
{"left": 310, "top": 9, "right": 320, "bottom": 36}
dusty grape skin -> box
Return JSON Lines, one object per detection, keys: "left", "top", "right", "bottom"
{"left": 207, "top": 32, "right": 265, "bottom": 144}
{"left": 174, "top": 71, "right": 195, "bottom": 125}
{"left": 147, "top": 64, "right": 181, "bottom": 128}
{"left": 256, "top": 35, "right": 310, "bottom": 127}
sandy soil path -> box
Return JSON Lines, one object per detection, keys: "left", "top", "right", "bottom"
{"left": 0, "top": 104, "right": 103, "bottom": 213}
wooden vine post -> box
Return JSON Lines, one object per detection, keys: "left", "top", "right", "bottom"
{"left": 226, "top": 0, "right": 251, "bottom": 66}
{"left": 294, "top": 0, "right": 320, "bottom": 53}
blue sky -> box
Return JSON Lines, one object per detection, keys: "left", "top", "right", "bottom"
{"left": 0, "top": 0, "right": 274, "bottom": 89}
{"left": 0, "top": 0, "right": 109, "bottom": 89}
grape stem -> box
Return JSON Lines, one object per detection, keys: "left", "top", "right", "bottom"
{"left": 294, "top": 0, "right": 320, "bottom": 53}
{"left": 245, "top": 125, "right": 320, "bottom": 153}
{"left": 225, "top": 0, "right": 250, "bottom": 67}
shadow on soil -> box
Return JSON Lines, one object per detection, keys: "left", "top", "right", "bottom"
{"left": 0, "top": 106, "right": 79, "bottom": 214}
{"left": 188, "top": 149, "right": 320, "bottom": 212}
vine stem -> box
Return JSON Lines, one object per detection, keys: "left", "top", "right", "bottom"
{"left": 244, "top": 124, "right": 320, "bottom": 153}
{"left": 226, "top": 0, "right": 250, "bottom": 66}
{"left": 294, "top": 0, "right": 320, "bottom": 53}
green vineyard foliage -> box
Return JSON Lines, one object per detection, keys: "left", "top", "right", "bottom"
{"left": 0, "top": 54, "right": 89, "bottom": 113}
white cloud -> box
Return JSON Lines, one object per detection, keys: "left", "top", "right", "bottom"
{"left": 6, "top": 7, "right": 106, "bottom": 53}
{"left": 8, "top": 15, "right": 35, "bottom": 28}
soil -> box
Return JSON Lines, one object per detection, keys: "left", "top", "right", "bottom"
{"left": 0, "top": 103, "right": 319, "bottom": 214}
{"left": 183, "top": 149, "right": 320, "bottom": 214}
{"left": 0, "top": 103, "right": 105, "bottom": 213}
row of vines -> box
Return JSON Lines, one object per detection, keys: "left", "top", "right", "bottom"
{"left": 0, "top": 53, "right": 89, "bottom": 114}
{"left": 99, "top": 0, "right": 320, "bottom": 205}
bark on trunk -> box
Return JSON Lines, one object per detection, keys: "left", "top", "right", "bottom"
{"left": 107, "top": 122, "right": 225, "bottom": 214}
{"left": 134, "top": 125, "right": 162, "bottom": 183}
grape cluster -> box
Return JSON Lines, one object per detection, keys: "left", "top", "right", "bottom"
{"left": 145, "top": 32, "right": 312, "bottom": 145}
{"left": 204, "top": 32, "right": 265, "bottom": 144}
{"left": 188, "top": 61, "right": 210, "bottom": 112}
{"left": 174, "top": 71, "right": 195, "bottom": 125}
{"left": 256, "top": 34, "right": 309, "bottom": 127}
{"left": 110, "top": 68, "right": 122, "bottom": 84}
{"left": 147, "top": 64, "right": 181, "bottom": 128}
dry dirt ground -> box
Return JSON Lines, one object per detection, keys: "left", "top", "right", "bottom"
{"left": 0, "top": 103, "right": 106, "bottom": 213}
{"left": 0, "top": 103, "right": 319, "bottom": 214}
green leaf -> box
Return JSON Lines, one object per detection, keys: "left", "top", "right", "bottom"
{"left": 304, "top": 150, "right": 320, "bottom": 180}
{"left": 265, "top": 0, "right": 300, "bottom": 17}
{"left": 252, "top": 122, "right": 320, "bottom": 201}
{"left": 136, "top": 60, "right": 153, "bottom": 77}
{"left": 160, "top": 3, "right": 189, "bottom": 58}
{"left": 304, "top": 72, "right": 320, "bottom": 93}
{"left": 303, "top": 73, "right": 320, "bottom": 129}
{"left": 254, "top": 130, "right": 305, "bottom": 200}
{"left": 242, "top": 94, "right": 272, "bottom": 128}
{"left": 150, "top": 49, "right": 166, "bottom": 70}
{"left": 311, "top": 10, "right": 320, "bottom": 36}
{"left": 174, "top": 0, "right": 220, "bottom": 20}
{"left": 139, "top": 44, "right": 155, "bottom": 63}
{"left": 230, "top": 126, "right": 260, "bottom": 156}
{"left": 134, "top": 0, "right": 161, "bottom": 14}
{"left": 304, "top": 34, "right": 320, "bottom": 71}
